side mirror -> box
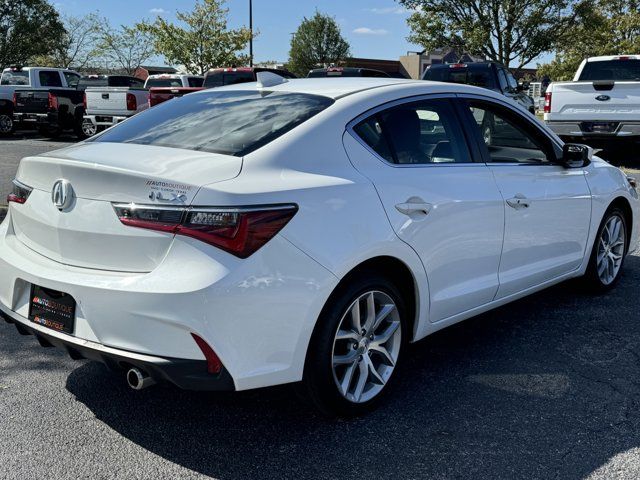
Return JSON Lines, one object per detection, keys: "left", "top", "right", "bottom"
{"left": 561, "top": 143, "right": 592, "bottom": 168}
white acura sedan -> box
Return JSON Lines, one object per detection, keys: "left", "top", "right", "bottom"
{"left": 1, "top": 75, "right": 638, "bottom": 416}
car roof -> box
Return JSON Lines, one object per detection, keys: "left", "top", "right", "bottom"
{"left": 195, "top": 77, "right": 415, "bottom": 99}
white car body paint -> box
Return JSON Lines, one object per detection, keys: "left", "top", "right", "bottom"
{"left": 0, "top": 78, "right": 638, "bottom": 391}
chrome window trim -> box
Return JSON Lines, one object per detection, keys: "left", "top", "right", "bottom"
{"left": 345, "top": 93, "right": 479, "bottom": 169}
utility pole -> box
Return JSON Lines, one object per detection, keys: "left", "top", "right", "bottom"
{"left": 249, "top": 0, "right": 253, "bottom": 67}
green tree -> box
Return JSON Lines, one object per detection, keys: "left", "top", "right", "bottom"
{"left": 398, "top": 0, "right": 586, "bottom": 71}
{"left": 0, "top": 0, "right": 66, "bottom": 66}
{"left": 288, "top": 11, "right": 351, "bottom": 77}
{"left": 539, "top": 0, "right": 640, "bottom": 80}
{"left": 97, "top": 21, "right": 156, "bottom": 75}
{"left": 138, "top": 0, "right": 253, "bottom": 75}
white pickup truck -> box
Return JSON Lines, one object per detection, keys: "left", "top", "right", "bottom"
{"left": 544, "top": 55, "right": 640, "bottom": 148}
{"left": 82, "top": 83, "right": 149, "bottom": 137}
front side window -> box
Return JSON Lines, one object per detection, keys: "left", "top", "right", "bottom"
{"left": 63, "top": 72, "right": 80, "bottom": 87}
{"left": 39, "top": 71, "right": 62, "bottom": 87}
{"left": 465, "top": 100, "right": 552, "bottom": 164}
{"left": 353, "top": 99, "right": 471, "bottom": 164}
{"left": 92, "top": 90, "right": 334, "bottom": 157}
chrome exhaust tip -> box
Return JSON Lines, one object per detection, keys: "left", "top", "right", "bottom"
{"left": 126, "top": 368, "right": 156, "bottom": 390}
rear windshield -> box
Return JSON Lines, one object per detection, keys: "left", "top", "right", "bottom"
{"left": 1, "top": 70, "right": 29, "bottom": 86}
{"left": 578, "top": 60, "right": 640, "bottom": 81}
{"left": 146, "top": 77, "right": 183, "bottom": 88}
{"left": 78, "top": 77, "right": 135, "bottom": 89}
{"left": 92, "top": 90, "right": 334, "bottom": 156}
{"left": 423, "top": 65, "right": 494, "bottom": 88}
{"left": 203, "top": 71, "right": 255, "bottom": 88}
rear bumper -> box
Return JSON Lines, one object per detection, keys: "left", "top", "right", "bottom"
{"left": 84, "top": 114, "right": 130, "bottom": 128}
{"left": 14, "top": 112, "right": 57, "bottom": 127}
{"left": 0, "top": 303, "right": 235, "bottom": 391}
{"left": 0, "top": 207, "right": 337, "bottom": 391}
{"left": 546, "top": 121, "right": 640, "bottom": 144}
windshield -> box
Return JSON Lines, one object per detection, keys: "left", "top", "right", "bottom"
{"left": 423, "top": 66, "right": 493, "bottom": 88}
{"left": 146, "top": 78, "right": 183, "bottom": 88}
{"left": 578, "top": 60, "right": 640, "bottom": 81}
{"left": 1, "top": 70, "right": 29, "bottom": 86}
{"left": 92, "top": 90, "right": 334, "bottom": 156}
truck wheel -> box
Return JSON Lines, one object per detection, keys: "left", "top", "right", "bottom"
{"left": 0, "top": 113, "right": 14, "bottom": 136}
{"left": 77, "top": 119, "right": 96, "bottom": 139}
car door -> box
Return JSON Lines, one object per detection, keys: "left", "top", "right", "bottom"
{"left": 343, "top": 96, "right": 505, "bottom": 323}
{"left": 457, "top": 96, "right": 592, "bottom": 299}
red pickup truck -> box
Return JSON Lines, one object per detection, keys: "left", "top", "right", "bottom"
{"left": 148, "top": 87, "right": 203, "bottom": 107}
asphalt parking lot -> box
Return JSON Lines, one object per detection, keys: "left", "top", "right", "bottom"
{"left": 2, "top": 138, "right": 640, "bottom": 479}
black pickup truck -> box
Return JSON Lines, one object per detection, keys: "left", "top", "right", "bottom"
{"left": 13, "top": 89, "right": 85, "bottom": 138}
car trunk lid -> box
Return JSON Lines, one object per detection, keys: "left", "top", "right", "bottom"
{"left": 12, "top": 143, "right": 242, "bottom": 272}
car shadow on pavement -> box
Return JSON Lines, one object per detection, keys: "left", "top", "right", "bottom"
{"left": 66, "top": 255, "right": 640, "bottom": 480}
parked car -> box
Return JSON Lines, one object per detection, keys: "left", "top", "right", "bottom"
{"left": 82, "top": 83, "right": 149, "bottom": 137}
{"left": 144, "top": 74, "right": 204, "bottom": 89}
{"left": 1, "top": 76, "right": 638, "bottom": 416}
{"left": 148, "top": 87, "right": 203, "bottom": 107}
{"left": 0, "top": 66, "right": 81, "bottom": 135}
{"left": 422, "top": 62, "right": 535, "bottom": 114}
{"left": 544, "top": 55, "right": 640, "bottom": 149}
{"left": 308, "top": 66, "right": 390, "bottom": 78}
{"left": 202, "top": 67, "right": 295, "bottom": 88}
{"left": 76, "top": 75, "right": 145, "bottom": 91}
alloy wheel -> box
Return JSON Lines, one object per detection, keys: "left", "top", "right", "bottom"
{"left": 81, "top": 120, "right": 97, "bottom": 137}
{"left": 597, "top": 214, "right": 626, "bottom": 285}
{"left": 331, "top": 290, "right": 401, "bottom": 403}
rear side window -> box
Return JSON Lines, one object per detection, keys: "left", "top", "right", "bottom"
{"left": 353, "top": 99, "right": 471, "bottom": 164}
{"left": 39, "top": 71, "right": 62, "bottom": 87}
{"left": 188, "top": 77, "right": 203, "bottom": 87}
{"left": 92, "top": 91, "right": 334, "bottom": 156}
{"left": 63, "top": 72, "right": 80, "bottom": 88}
{"left": 0, "top": 70, "right": 29, "bottom": 85}
{"left": 578, "top": 60, "right": 640, "bottom": 81}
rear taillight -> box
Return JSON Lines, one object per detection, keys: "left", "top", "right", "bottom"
{"left": 12, "top": 92, "right": 16, "bottom": 105}
{"left": 83, "top": 92, "right": 87, "bottom": 110}
{"left": 191, "top": 333, "right": 223, "bottom": 374}
{"left": 126, "top": 92, "right": 137, "bottom": 111}
{"left": 112, "top": 203, "right": 297, "bottom": 258}
{"left": 48, "top": 92, "right": 58, "bottom": 110}
{"left": 7, "top": 179, "right": 33, "bottom": 204}
{"left": 544, "top": 92, "right": 552, "bottom": 113}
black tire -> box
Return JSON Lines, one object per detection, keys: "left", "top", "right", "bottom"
{"left": 583, "top": 206, "right": 628, "bottom": 292}
{"left": 302, "top": 271, "right": 408, "bottom": 417}
{"left": 0, "top": 113, "right": 14, "bottom": 136}
{"left": 75, "top": 117, "right": 94, "bottom": 140}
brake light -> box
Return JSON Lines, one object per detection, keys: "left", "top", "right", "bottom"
{"left": 12, "top": 92, "right": 16, "bottom": 106}
{"left": 544, "top": 92, "right": 552, "bottom": 113}
{"left": 112, "top": 204, "right": 298, "bottom": 258}
{"left": 83, "top": 92, "right": 87, "bottom": 110}
{"left": 617, "top": 56, "right": 631, "bottom": 61}
{"left": 126, "top": 92, "right": 137, "bottom": 111}
{"left": 191, "top": 333, "right": 223, "bottom": 374}
{"left": 48, "top": 92, "right": 58, "bottom": 110}
{"left": 7, "top": 179, "right": 33, "bottom": 204}
{"left": 449, "top": 63, "right": 467, "bottom": 68}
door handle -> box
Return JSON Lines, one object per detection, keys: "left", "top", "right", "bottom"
{"left": 506, "top": 194, "right": 530, "bottom": 210}
{"left": 395, "top": 199, "right": 433, "bottom": 216}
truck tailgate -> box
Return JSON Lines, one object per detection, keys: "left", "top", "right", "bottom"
{"left": 85, "top": 88, "right": 130, "bottom": 113}
{"left": 14, "top": 90, "right": 48, "bottom": 114}
{"left": 549, "top": 81, "right": 640, "bottom": 120}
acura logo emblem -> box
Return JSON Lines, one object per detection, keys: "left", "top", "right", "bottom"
{"left": 595, "top": 95, "right": 611, "bottom": 101}
{"left": 52, "top": 180, "right": 74, "bottom": 211}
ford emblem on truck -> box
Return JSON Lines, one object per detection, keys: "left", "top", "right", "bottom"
{"left": 595, "top": 95, "right": 611, "bottom": 101}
